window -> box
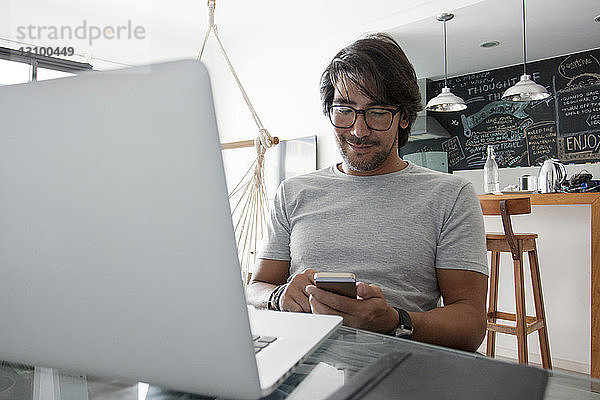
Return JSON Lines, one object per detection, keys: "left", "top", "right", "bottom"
{"left": 0, "top": 58, "right": 30, "bottom": 85}
{"left": 37, "top": 68, "right": 74, "bottom": 81}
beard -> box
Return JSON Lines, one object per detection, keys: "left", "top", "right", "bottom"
{"left": 335, "top": 133, "right": 397, "bottom": 172}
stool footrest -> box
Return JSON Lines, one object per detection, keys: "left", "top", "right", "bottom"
{"left": 488, "top": 311, "right": 536, "bottom": 324}
{"left": 487, "top": 322, "right": 516, "bottom": 335}
{"left": 487, "top": 314, "right": 546, "bottom": 336}
{"left": 526, "top": 320, "right": 545, "bottom": 335}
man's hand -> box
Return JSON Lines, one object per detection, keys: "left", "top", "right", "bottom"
{"left": 279, "top": 268, "right": 317, "bottom": 312}
{"left": 306, "top": 281, "right": 399, "bottom": 334}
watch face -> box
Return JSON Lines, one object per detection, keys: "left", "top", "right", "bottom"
{"left": 395, "top": 326, "right": 412, "bottom": 339}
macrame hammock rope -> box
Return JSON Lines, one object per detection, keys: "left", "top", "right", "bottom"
{"left": 198, "top": 0, "right": 278, "bottom": 285}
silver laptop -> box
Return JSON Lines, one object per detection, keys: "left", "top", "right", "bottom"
{"left": 0, "top": 60, "right": 342, "bottom": 399}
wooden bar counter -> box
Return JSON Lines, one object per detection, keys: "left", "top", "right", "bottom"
{"left": 479, "top": 193, "right": 600, "bottom": 379}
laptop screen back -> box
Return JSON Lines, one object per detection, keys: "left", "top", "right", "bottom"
{"left": 0, "top": 61, "right": 263, "bottom": 399}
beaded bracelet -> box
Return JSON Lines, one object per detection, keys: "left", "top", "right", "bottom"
{"left": 268, "top": 284, "right": 285, "bottom": 311}
{"left": 267, "top": 283, "right": 288, "bottom": 311}
{"left": 267, "top": 286, "right": 278, "bottom": 310}
{"left": 273, "top": 283, "right": 288, "bottom": 311}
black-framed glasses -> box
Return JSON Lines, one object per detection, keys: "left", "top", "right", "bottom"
{"left": 328, "top": 105, "right": 403, "bottom": 131}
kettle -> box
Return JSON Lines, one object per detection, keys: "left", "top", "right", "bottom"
{"left": 537, "top": 159, "right": 567, "bottom": 193}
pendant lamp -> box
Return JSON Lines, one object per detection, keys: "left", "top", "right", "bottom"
{"left": 426, "top": 13, "right": 467, "bottom": 112}
{"left": 502, "top": 0, "right": 550, "bottom": 101}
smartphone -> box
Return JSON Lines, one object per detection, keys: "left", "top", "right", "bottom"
{"left": 314, "top": 272, "right": 357, "bottom": 298}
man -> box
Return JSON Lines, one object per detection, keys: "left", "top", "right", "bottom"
{"left": 246, "top": 33, "right": 488, "bottom": 352}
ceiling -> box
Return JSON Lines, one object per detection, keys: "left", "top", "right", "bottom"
{"left": 389, "top": 0, "right": 600, "bottom": 79}
{"left": 1, "top": 0, "right": 599, "bottom": 78}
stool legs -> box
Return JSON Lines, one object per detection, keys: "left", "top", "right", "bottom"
{"left": 513, "top": 254, "right": 528, "bottom": 364}
{"left": 528, "top": 244, "right": 552, "bottom": 369}
{"left": 485, "top": 239, "right": 552, "bottom": 369}
{"left": 487, "top": 251, "right": 500, "bottom": 358}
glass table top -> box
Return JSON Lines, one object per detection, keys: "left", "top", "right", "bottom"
{"left": 1, "top": 326, "right": 599, "bottom": 400}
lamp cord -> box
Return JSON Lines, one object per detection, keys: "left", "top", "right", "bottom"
{"left": 443, "top": 18, "right": 448, "bottom": 88}
{"left": 522, "top": 0, "right": 527, "bottom": 76}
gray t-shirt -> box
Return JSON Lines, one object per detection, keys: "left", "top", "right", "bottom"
{"left": 257, "top": 162, "right": 488, "bottom": 312}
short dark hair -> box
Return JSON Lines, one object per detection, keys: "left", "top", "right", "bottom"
{"left": 320, "top": 33, "right": 422, "bottom": 149}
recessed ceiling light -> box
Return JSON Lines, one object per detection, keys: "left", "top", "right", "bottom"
{"left": 594, "top": 15, "right": 600, "bottom": 23}
{"left": 480, "top": 40, "right": 500, "bottom": 48}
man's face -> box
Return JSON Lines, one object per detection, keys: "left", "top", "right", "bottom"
{"left": 331, "top": 80, "right": 408, "bottom": 175}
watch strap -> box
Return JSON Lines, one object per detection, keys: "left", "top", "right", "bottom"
{"left": 390, "top": 307, "right": 413, "bottom": 339}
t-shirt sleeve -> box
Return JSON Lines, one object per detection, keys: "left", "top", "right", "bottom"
{"left": 435, "top": 182, "right": 488, "bottom": 276}
{"left": 257, "top": 182, "right": 292, "bottom": 261}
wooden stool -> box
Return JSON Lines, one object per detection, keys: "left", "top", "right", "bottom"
{"left": 480, "top": 197, "right": 552, "bottom": 369}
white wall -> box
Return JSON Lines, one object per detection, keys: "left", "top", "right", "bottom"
{"left": 201, "top": 29, "right": 346, "bottom": 175}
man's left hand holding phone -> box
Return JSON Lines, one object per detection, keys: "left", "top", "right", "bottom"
{"left": 277, "top": 269, "right": 356, "bottom": 312}
{"left": 279, "top": 268, "right": 400, "bottom": 334}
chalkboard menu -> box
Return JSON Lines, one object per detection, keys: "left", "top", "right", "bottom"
{"left": 400, "top": 48, "right": 600, "bottom": 172}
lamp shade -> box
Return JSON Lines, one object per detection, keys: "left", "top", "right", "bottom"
{"left": 502, "top": 74, "right": 550, "bottom": 101}
{"left": 425, "top": 87, "right": 467, "bottom": 112}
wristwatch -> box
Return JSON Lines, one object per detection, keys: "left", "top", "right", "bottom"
{"left": 389, "top": 307, "right": 413, "bottom": 339}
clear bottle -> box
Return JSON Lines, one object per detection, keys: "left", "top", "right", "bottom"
{"left": 484, "top": 145, "right": 500, "bottom": 193}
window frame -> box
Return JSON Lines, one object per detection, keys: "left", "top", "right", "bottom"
{"left": 0, "top": 46, "right": 92, "bottom": 82}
